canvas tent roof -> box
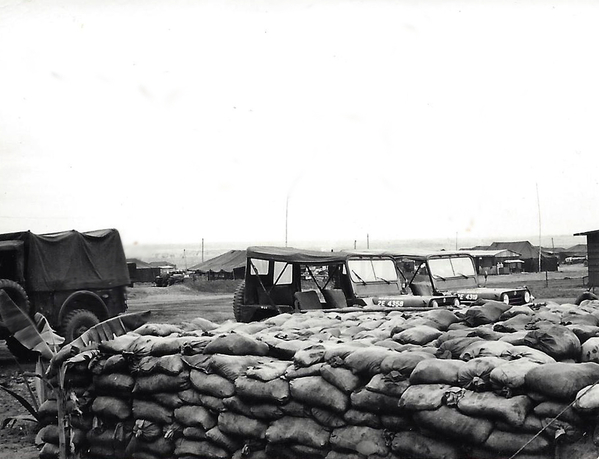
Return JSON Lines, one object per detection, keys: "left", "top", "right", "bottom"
{"left": 487, "top": 241, "right": 555, "bottom": 259}
{"left": 191, "top": 250, "right": 247, "bottom": 274}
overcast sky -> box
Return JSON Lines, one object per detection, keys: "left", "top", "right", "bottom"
{"left": 1, "top": 0, "right": 598, "bottom": 249}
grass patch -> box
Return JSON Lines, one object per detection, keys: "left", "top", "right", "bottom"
{"left": 494, "top": 275, "right": 589, "bottom": 301}
{"left": 185, "top": 278, "right": 242, "bottom": 294}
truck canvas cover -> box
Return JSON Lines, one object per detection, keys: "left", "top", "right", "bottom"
{"left": 0, "top": 229, "right": 130, "bottom": 291}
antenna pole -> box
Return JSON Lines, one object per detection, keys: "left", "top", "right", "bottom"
{"left": 536, "top": 183, "right": 542, "bottom": 274}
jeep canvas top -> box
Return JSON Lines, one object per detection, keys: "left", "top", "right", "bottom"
{"left": 233, "top": 246, "right": 459, "bottom": 322}
{"left": 393, "top": 251, "right": 532, "bottom": 305}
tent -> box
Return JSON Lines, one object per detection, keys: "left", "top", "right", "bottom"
{"left": 190, "top": 250, "right": 247, "bottom": 280}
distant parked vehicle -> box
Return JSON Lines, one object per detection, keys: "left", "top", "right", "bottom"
{"left": 393, "top": 251, "right": 533, "bottom": 305}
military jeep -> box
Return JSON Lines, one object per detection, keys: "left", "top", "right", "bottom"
{"left": 233, "top": 246, "right": 459, "bottom": 322}
{"left": 394, "top": 251, "right": 532, "bottom": 305}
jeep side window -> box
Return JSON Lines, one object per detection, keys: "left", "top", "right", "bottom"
{"left": 249, "top": 259, "right": 269, "bottom": 275}
{"left": 273, "top": 261, "right": 292, "bottom": 285}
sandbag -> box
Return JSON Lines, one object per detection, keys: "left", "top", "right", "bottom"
{"left": 525, "top": 362, "right": 599, "bottom": 400}
{"left": 422, "top": 309, "right": 460, "bottom": 330}
{"left": 456, "top": 391, "right": 533, "bottom": 427}
{"left": 393, "top": 325, "right": 443, "bottom": 345}
{"left": 365, "top": 373, "right": 410, "bottom": 398}
{"left": 289, "top": 376, "right": 349, "bottom": 413}
{"left": 206, "top": 426, "right": 242, "bottom": 452}
{"left": 398, "top": 384, "right": 452, "bottom": 411}
{"left": 350, "top": 388, "right": 401, "bottom": 414}
{"left": 379, "top": 351, "right": 436, "bottom": 378}
{"left": 134, "top": 354, "right": 185, "bottom": 375}
{"left": 343, "top": 347, "right": 396, "bottom": 375}
{"left": 493, "top": 314, "right": 533, "bottom": 333}
{"left": 91, "top": 396, "right": 131, "bottom": 421}
{"left": 174, "top": 438, "right": 228, "bottom": 459}
{"left": 481, "top": 429, "right": 551, "bottom": 455}
{"left": 534, "top": 401, "right": 584, "bottom": 426}
{"left": 265, "top": 416, "right": 331, "bottom": 449}
{"left": 582, "top": 337, "right": 599, "bottom": 363}
{"left": 320, "top": 364, "right": 362, "bottom": 393}
{"left": 133, "top": 323, "right": 182, "bottom": 336}
{"left": 132, "top": 399, "right": 173, "bottom": 425}
{"left": 217, "top": 412, "right": 268, "bottom": 439}
{"left": 133, "top": 371, "right": 189, "bottom": 393}
{"left": 132, "top": 419, "right": 163, "bottom": 442}
{"left": 149, "top": 392, "right": 184, "bottom": 409}
{"left": 209, "top": 354, "right": 263, "bottom": 380}
{"left": 489, "top": 358, "right": 541, "bottom": 392}
{"left": 204, "top": 332, "right": 269, "bottom": 356}
{"left": 501, "top": 345, "right": 556, "bottom": 364}
{"left": 329, "top": 426, "right": 389, "bottom": 456}
{"left": 436, "top": 337, "right": 484, "bottom": 359}
{"left": 245, "top": 359, "right": 291, "bottom": 381}
{"left": 343, "top": 409, "right": 380, "bottom": 428}
{"left": 190, "top": 370, "right": 236, "bottom": 398}
{"left": 413, "top": 406, "right": 493, "bottom": 445}
{"left": 409, "top": 358, "right": 465, "bottom": 385}
{"left": 294, "top": 344, "right": 328, "bottom": 367}
{"left": 310, "top": 407, "right": 346, "bottom": 428}
{"left": 463, "top": 303, "right": 505, "bottom": 326}
{"left": 234, "top": 376, "right": 290, "bottom": 404}
{"left": 460, "top": 340, "right": 513, "bottom": 360}
{"left": 457, "top": 357, "right": 506, "bottom": 391}
{"left": 174, "top": 405, "right": 216, "bottom": 429}
{"left": 523, "top": 325, "right": 581, "bottom": 361}
{"left": 391, "top": 430, "right": 461, "bottom": 459}
{"left": 94, "top": 373, "right": 135, "bottom": 395}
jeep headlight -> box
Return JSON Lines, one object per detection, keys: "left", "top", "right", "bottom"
{"left": 524, "top": 290, "right": 531, "bottom": 303}
{"left": 430, "top": 299, "right": 439, "bottom": 308}
{"left": 501, "top": 293, "right": 510, "bottom": 304}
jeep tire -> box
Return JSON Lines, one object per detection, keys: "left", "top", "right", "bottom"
{"left": 62, "top": 309, "right": 100, "bottom": 342}
{"left": 233, "top": 281, "right": 253, "bottom": 323}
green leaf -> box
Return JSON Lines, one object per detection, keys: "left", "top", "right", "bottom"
{"left": 0, "top": 384, "right": 39, "bottom": 421}
{"left": 0, "top": 290, "right": 55, "bottom": 360}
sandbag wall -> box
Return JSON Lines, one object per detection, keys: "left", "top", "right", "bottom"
{"left": 38, "top": 299, "right": 599, "bottom": 459}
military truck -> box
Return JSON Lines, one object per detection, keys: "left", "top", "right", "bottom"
{"left": 394, "top": 251, "right": 532, "bottom": 305}
{"left": 233, "top": 246, "right": 459, "bottom": 322}
{"left": 0, "top": 229, "right": 130, "bottom": 351}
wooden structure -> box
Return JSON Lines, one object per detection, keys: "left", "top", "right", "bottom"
{"left": 574, "top": 229, "right": 599, "bottom": 288}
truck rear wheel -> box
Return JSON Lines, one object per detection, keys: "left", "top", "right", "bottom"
{"left": 0, "top": 279, "right": 30, "bottom": 316}
{"left": 233, "top": 281, "right": 253, "bottom": 323}
{"left": 62, "top": 309, "right": 99, "bottom": 342}
{"left": 0, "top": 279, "right": 30, "bottom": 341}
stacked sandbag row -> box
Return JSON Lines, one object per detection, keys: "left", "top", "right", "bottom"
{"left": 37, "top": 358, "right": 94, "bottom": 459}
{"left": 39, "top": 299, "right": 599, "bottom": 459}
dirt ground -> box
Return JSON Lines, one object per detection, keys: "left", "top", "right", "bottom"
{"left": 0, "top": 267, "right": 589, "bottom": 459}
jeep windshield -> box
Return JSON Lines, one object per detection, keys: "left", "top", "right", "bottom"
{"left": 425, "top": 256, "right": 479, "bottom": 290}
{"left": 347, "top": 256, "right": 404, "bottom": 297}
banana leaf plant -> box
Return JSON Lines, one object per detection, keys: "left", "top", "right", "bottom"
{"left": 0, "top": 289, "right": 151, "bottom": 459}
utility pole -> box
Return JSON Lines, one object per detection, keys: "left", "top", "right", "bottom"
{"left": 285, "top": 196, "right": 289, "bottom": 247}
{"left": 536, "top": 183, "right": 542, "bottom": 275}
{"left": 354, "top": 240, "right": 357, "bottom": 249}
{"left": 367, "top": 234, "right": 370, "bottom": 249}
{"left": 201, "top": 238, "right": 204, "bottom": 262}
{"left": 183, "top": 249, "right": 187, "bottom": 270}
